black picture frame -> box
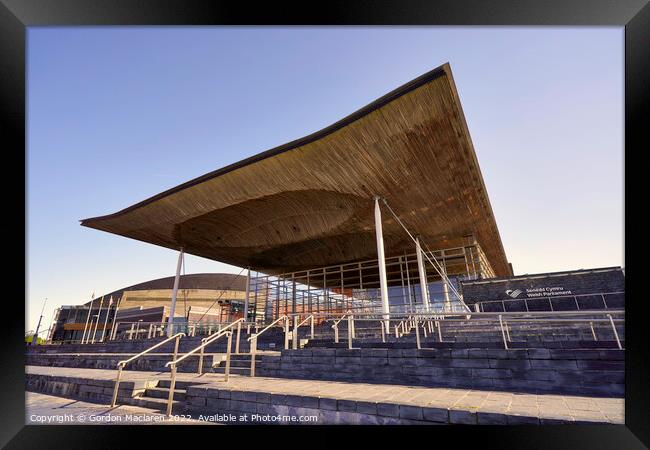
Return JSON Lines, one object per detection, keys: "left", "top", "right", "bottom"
{"left": 1, "top": 0, "right": 646, "bottom": 447}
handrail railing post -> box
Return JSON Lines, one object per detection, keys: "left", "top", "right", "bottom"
{"left": 436, "top": 320, "right": 442, "bottom": 342}
{"left": 250, "top": 335, "right": 257, "bottom": 377}
{"left": 347, "top": 314, "right": 353, "bottom": 350}
{"left": 235, "top": 321, "right": 241, "bottom": 354}
{"left": 334, "top": 324, "right": 339, "bottom": 343}
{"left": 166, "top": 364, "right": 177, "bottom": 417}
{"left": 590, "top": 321, "right": 597, "bottom": 341}
{"left": 284, "top": 317, "right": 290, "bottom": 350}
{"left": 198, "top": 339, "right": 205, "bottom": 374}
{"left": 173, "top": 335, "right": 180, "bottom": 363}
{"left": 504, "top": 320, "right": 511, "bottom": 342}
{"left": 224, "top": 331, "right": 232, "bottom": 382}
{"left": 607, "top": 314, "right": 622, "bottom": 349}
{"left": 380, "top": 321, "right": 385, "bottom": 343}
{"left": 110, "top": 364, "right": 123, "bottom": 407}
{"left": 310, "top": 315, "right": 314, "bottom": 339}
{"left": 293, "top": 315, "right": 299, "bottom": 350}
{"left": 498, "top": 315, "right": 509, "bottom": 350}
{"left": 415, "top": 320, "right": 421, "bottom": 349}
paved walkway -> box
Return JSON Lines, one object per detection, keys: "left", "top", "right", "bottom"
{"left": 26, "top": 392, "right": 215, "bottom": 425}
{"left": 26, "top": 366, "right": 624, "bottom": 424}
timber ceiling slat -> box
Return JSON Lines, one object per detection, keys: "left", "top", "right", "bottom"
{"left": 81, "top": 63, "right": 511, "bottom": 279}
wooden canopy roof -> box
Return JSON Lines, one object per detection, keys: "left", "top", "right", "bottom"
{"left": 81, "top": 63, "right": 511, "bottom": 278}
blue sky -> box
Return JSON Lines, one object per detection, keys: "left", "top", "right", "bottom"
{"left": 27, "top": 27, "right": 624, "bottom": 332}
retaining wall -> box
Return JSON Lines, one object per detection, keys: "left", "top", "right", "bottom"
{"left": 255, "top": 348, "right": 624, "bottom": 397}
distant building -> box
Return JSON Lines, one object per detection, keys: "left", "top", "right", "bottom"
{"left": 48, "top": 273, "right": 246, "bottom": 343}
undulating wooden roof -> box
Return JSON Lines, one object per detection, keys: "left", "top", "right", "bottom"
{"left": 81, "top": 63, "right": 511, "bottom": 278}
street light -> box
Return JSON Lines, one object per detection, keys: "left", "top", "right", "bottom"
{"left": 31, "top": 298, "right": 47, "bottom": 346}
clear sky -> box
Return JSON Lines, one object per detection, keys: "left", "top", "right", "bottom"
{"left": 27, "top": 27, "right": 624, "bottom": 333}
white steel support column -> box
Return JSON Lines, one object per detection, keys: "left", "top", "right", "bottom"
{"left": 442, "top": 268, "right": 452, "bottom": 312}
{"left": 374, "top": 197, "right": 390, "bottom": 332}
{"left": 243, "top": 268, "right": 251, "bottom": 321}
{"left": 416, "top": 237, "right": 430, "bottom": 312}
{"left": 167, "top": 248, "right": 184, "bottom": 337}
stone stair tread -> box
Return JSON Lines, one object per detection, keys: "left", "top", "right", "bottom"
{"left": 130, "top": 396, "right": 184, "bottom": 411}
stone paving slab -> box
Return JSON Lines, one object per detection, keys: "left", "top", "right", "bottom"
{"left": 25, "top": 392, "right": 215, "bottom": 425}
{"left": 26, "top": 366, "right": 624, "bottom": 424}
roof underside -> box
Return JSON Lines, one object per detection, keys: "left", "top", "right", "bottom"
{"left": 81, "top": 63, "right": 511, "bottom": 278}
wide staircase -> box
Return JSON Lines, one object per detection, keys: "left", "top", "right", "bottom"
{"left": 26, "top": 310, "right": 625, "bottom": 425}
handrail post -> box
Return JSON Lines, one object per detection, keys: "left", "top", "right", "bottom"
{"left": 351, "top": 315, "right": 356, "bottom": 339}
{"left": 590, "top": 321, "right": 597, "bottom": 341}
{"left": 380, "top": 321, "right": 386, "bottom": 343}
{"left": 498, "top": 315, "right": 509, "bottom": 350}
{"left": 607, "top": 314, "right": 622, "bottom": 349}
{"left": 347, "top": 315, "right": 353, "bottom": 350}
{"left": 415, "top": 320, "right": 421, "bottom": 349}
{"left": 224, "top": 331, "right": 232, "bottom": 382}
{"left": 284, "top": 317, "right": 290, "bottom": 350}
{"left": 334, "top": 324, "right": 339, "bottom": 343}
{"left": 173, "top": 335, "right": 180, "bottom": 363}
{"left": 111, "top": 364, "right": 123, "bottom": 407}
{"left": 198, "top": 339, "right": 205, "bottom": 374}
{"left": 293, "top": 315, "right": 299, "bottom": 350}
{"left": 235, "top": 320, "right": 242, "bottom": 354}
{"left": 166, "top": 365, "right": 177, "bottom": 417}
{"left": 310, "top": 315, "right": 314, "bottom": 339}
{"left": 250, "top": 335, "right": 257, "bottom": 377}
{"left": 436, "top": 320, "right": 442, "bottom": 342}
{"left": 504, "top": 320, "right": 511, "bottom": 342}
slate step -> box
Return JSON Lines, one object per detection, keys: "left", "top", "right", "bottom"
{"left": 210, "top": 367, "right": 252, "bottom": 374}
{"left": 129, "top": 396, "right": 185, "bottom": 413}
{"left": 157, "top": 379, "right": 209, "bottom": 389}
{"left": 144, "top": 387, "right": 187, "bottom": 401}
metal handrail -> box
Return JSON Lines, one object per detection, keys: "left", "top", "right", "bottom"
{"left": 292, "top": 314, "right": 315, "bottom": 349}
{"left": 197, "top": 318, "right": 247, "bottom": 373}
{"left": 308, "top": 309, "right": 625, "bottom": 351}
{"left": 247, "top": 315, "right": 288, "bottom": 377}
{"left": 201, "top": 318, "right": 246, "bottom": 344}
{"left": 110, "top": 332, "right": 185, "bottom": 407}
{"left": 164, "top": 330, "right": 233, "bottom": 416}
{"left": 246, "top": 315, "right": 288, "bottom": 342}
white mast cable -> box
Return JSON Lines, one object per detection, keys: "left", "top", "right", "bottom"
{"left": 380, "top": 198, "right": 468, "bottom": 310}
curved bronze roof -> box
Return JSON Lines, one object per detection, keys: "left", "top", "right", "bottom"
{"left": 83, "top": 273, "right": 247, "bottom": 306}
{"left": 81, "top": 63, "right": 511, "bottom": 277}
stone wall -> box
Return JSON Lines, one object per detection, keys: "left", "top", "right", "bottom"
{"left": 461, "top": 267, "right": 625, "bottom": 310}
{"left": 25, "top": 372, "right": 145, "bottom": 404}
{"left": 256, "top": 348, "right": 624, "bottom": 397}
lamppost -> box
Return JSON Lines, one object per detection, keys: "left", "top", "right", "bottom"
{"left": 31, "top": 298, "right": 47, "bottom": 346}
